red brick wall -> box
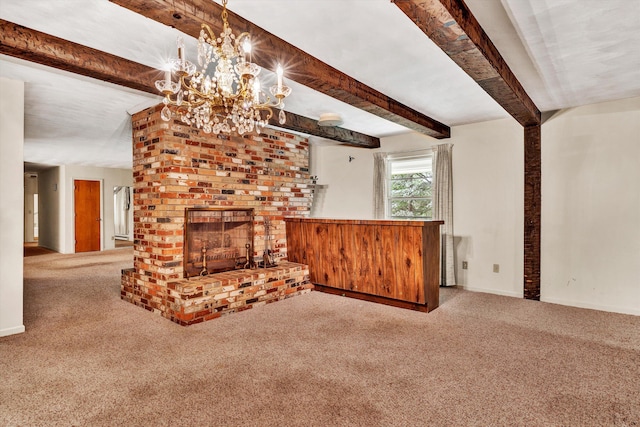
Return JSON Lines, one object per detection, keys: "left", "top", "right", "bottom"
{"left": 121, "top": 104, "right": 313, "bottom": 322}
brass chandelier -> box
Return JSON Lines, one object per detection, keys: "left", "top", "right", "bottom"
{"left": 155, "top": 0, "right": 291, "bottom": 135}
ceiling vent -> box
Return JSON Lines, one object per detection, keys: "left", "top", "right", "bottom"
{"left": 317, "top": 113, "right": 343, "bottom": 127}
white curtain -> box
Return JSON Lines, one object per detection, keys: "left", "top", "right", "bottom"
{"left": 373, "top": 152, "right": 388, "bottom": 219}
{"left": 433, "top": 144, "right": 455, "bottom": 286}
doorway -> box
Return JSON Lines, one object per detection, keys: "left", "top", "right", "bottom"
{"left": 33, "top": 194, "right": 39, "bottom": 240}
{"left": 24, "top": 173, "right": 39, "bottom": 243}
{"left": 74, "top": 179, "right": 101, "bottom": 252}
{"left": 113, "top": 186, "right": 132, "bottom": 240}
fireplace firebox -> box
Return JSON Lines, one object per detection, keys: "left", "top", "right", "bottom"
{"left": 184, "top": 208, "right": 254, "bottom": 278}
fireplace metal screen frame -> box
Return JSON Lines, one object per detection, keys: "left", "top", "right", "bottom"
{"left": 183, "top": 207, "right": 255, "bottom": 278}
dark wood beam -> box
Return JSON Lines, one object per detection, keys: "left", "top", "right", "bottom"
{"left": 523, "top": 124, "right": 541, "bottom": 300}
{"left": 0, "top": 18, "right": 158, "bottom": 93}
{"left": 0, "top": 19, "right": 377, "bottom": 147}
{"left": 269, "top": 112, "right": 380, "bottom": 149}
{"left": 109, "top": 0, "right": 451, "bottom": 139}
{"left": 393, "top": 0, "right": 541, "bottom": 126}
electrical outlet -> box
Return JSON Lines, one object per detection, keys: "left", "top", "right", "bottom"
{"left": 462, "top": 261, "right": 468, "bottom": 270}
{"left": 493, "top": 264, "right": 500, "bottom": 273}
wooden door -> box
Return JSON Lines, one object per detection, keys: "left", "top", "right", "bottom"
{"left": 74, "top": 180, "right": 101, "bottom": 252}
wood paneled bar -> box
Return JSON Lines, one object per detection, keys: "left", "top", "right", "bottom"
{"left": 284, "top": 218, "right": 444, "bottom": 312}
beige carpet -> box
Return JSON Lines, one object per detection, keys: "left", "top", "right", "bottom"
{"left": 2, "top": 249, "right": 639, "bottom": 426}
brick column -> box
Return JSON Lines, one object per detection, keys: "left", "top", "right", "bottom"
{"left": 121, "top": 104, "right": 313, "bottom": 323}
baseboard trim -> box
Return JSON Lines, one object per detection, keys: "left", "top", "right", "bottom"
{"left": 459, "top": 288, "right": 639, "bottom": 316}
{"left": 541, "top": 297, "right": 640, "bottom": 316}
{"left": 0, "top": 325, "right": 25, "bottom": 337}
{"left": 461, "top": 286, "right": 522, "bottom": 298}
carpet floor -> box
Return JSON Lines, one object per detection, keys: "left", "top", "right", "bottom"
{"left": 1, "top": 249, "right": 639, "bottom": 426}
{"left": 23, "top": 243, "right": 56, "bottom": 257}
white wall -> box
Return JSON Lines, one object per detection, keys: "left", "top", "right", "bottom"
{"left": 311, "top": 143, "right": 377, "bottom": 219}
{"left": 0, "top": 77, "right": 25, "bottom": 337}
{"left": 541, "top": 97, "right": 640, "bottom": 314}
{"left": 60, "top": 165, "right": 133, "bottom": 254}
{"left": 313, "top": 96, "right": 640, "bottom": 315}
{"left": 447, "top": 119, "right": 525, "bottom": 297}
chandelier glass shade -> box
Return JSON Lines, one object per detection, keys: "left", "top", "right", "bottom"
{"left": 155, "top": 0, "right": 291, "bottom": 135}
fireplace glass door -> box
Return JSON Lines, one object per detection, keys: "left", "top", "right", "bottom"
{"left": 184, "top": 208, "right": 254, "bottom": 278}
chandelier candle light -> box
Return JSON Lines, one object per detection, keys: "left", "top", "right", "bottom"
{"left": 155, "top": 0, "right": 292, "bottom": 135}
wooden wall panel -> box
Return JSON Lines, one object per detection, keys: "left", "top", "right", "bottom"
{"left": 285, "top": 218, "right": 443, "bottom": 311}
{"left": 354, "top": 225, "right": 375, "bottom": 295}
{"left": 422, "top": 223, "right": 442, "bottom": 310}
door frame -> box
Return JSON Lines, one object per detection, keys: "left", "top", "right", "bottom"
{"left": 72, "top": 178, "right": 103, "bottom": 253}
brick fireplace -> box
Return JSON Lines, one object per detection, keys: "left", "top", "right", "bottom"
{"left": 121, "top": 104, "right": 313, "bottom": 325}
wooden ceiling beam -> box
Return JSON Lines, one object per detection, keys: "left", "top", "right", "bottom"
{"left": 269, "top": 112, "right": 380, "bottom": 149}
{"left": 0, "top": 19, "right": 157, "bottom": 93}
{"left": 0, "top": 19, "right": 378, "bottom": 148}
{"left": 393, "top": 0, "right": 541, "bottom": 126}
{"left": 109, "top": 0, "right": 451, "bottom": 139}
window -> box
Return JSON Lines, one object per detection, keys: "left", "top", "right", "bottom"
{"left": 387, "top": 154, "right": 433, "bottom": 219}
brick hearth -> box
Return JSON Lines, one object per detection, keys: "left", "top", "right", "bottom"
{"left": 120, "top": 104, "right": 313, "bottom": 325}
{"left": 122, "top": 262, "right": 311, "bottom": 325}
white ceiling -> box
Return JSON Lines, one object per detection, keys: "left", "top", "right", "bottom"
{"left": 1, "top": 0, "right": 639, "bottom": 170}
